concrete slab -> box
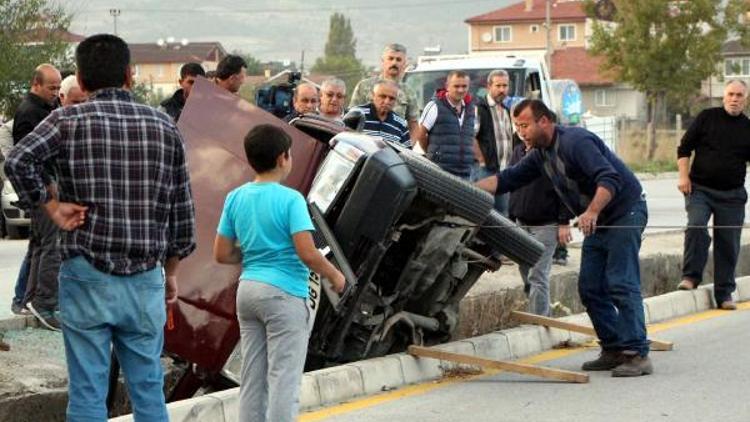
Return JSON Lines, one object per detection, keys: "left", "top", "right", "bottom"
{"left": 644, "top": 294, "right": 675, "bottom": 323}
{"left": 692, "top": 288, "right": 713, "bottom": 312}
{"left": 736, "top": 276, "right": 750, "bottom": 301}
{"left": 111, "top": 395, "right": 227, "bottom": 422}
{"left": 395, "top": 352, "right": 442, "bottom": 385}
{"left": 462, "top": 332, "right": 512, "bottom": 361}
{"left": 315, "top": 365, "right": 365, "bottom": 406}
{"left": 433, "top": 340, "right": 478, "bottom": 372}
{"left": 500, "top": 326, "right": 545, "bottom": 359}
{"left": 347, "top": 356, "right": 405, "bottom": 395}
{"left": 299, "top": 374, "right": 322, "bottom": 410}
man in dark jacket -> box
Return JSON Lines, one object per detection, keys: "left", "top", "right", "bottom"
{"left": 415, "top": 70, "right": 475, "bottom": 179}
{"left": 159, "top": 62, "right": 205, "bottom": 122}
{"left": 10, "top": 64, "right": 61, "bottom": 327}
{"left": 508, "top": 137, "right": 571, "bottom": 316}
{"left": 675, "top": 79, "right": 750, "bottom": 310}
{"left": 473, "top": 69, "right": 515, "bottom": 214}
{"left": 477, "top": 99, "right": 652, "bottom": 377}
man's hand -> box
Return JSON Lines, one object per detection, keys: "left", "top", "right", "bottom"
{"left": 475, "top": 175, "right": 498, "bottom": 194}
{"left": 45, "top": 200, "right": 87, "bottom": 230}
{"left": 677, "top": 175, "right": 692, "bottom": 195}
{"left": 577, "top": 210, "right": 598, "bottom": 236}
{"left": 165, "top": 275, "right": 178, "bottom": 304}
{"left": 329, "top": 270, "right": 346, "bottom": 294}
{"left": 558, "top": 224, "right": 572, "bottom": 245}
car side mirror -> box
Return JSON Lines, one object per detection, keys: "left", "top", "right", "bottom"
{"left": 342, "top": 108, "right": 365, "bottom": 132}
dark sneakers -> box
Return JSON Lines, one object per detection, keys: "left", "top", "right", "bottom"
{"left": 581, "top": 350, "right": 626, "bottom": 371}
{"left": 612, "top": 352, "right": 653, "bottom": 377}
{"left": 26, "top": 302, "right": 61, "bottom": 332}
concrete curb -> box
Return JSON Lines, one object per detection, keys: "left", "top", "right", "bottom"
{"left": 110, "top": 276, "right": 750, "bottom": 421}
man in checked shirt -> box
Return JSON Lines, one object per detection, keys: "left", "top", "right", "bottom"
{"left": 4, "top": 34, "right": 196, "bottom": 421}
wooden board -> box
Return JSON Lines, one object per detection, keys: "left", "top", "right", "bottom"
{"left": 510, "top": 311, "right": 674, "bottom": 351}
{"left": 407, "top": 345, "right": 589, "bottom": 384}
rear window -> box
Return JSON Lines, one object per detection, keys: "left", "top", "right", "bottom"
{"left": 403, "top": 68, "right": 527, "bottom": 114}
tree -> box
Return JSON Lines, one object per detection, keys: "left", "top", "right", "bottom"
{"left": 583, "top": 0, "right": 750, "bottom": 159}
{"left": 233, "top": 50, "right": 264, "bottom": 76}
{"left": 0, "top": 0, "right": 72, "bottom": 117}
{"left": 311, "top": 13, "right": 366, "bottom": 94}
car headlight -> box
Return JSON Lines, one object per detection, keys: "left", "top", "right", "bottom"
{"left": 2, "top": 180, "right": 15, "bottom": 196}
{"left": 307, "top": 141, "right": 363, "bottom": 213}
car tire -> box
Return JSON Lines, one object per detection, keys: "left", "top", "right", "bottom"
{"left": 399, "top": 150, "right": 493, "bottom": 223}
{"left": 477, "top": 210, "right": 546, "bottom": 267}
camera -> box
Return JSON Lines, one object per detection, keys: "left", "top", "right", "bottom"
{"left": 255, "top": 71, "right": 302, "bottom": 118}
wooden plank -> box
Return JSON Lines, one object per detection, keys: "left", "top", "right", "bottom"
{"left": 407, "top": 345, "right": 589, "bottom": 384}
{"left": 511, "top": 311, "right": 674, "bottom": 351}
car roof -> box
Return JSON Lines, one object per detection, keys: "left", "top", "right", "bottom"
{"left": 409, "top": 54, "right": 543, "bottom": 72}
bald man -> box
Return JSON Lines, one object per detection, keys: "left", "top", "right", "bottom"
{"left": 9, "top": 63, "right": 62, "bottom": 329}
{"left": 283, "top": 82, "right": 319, "bottom": 122}
{"left": 12, "top": 64, "right": 61, "bottom": 144}
{"left": 59, "top": 75, "right": 88, "bottom": 107}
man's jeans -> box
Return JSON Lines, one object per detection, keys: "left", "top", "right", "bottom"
{"left": 519, "top": 223, "right": 558, "bottom": 316}
{"left": 59, "top": 256, "right": 168, "bottom": 422}
{"left": 237, "top": 281, "right": 309, "bottom": 422}
{"left": 11, "top": 252, "right": 30, "bottom": 308}
{"left": 579, "top": 200, "right": 649, "bottom": 357}
{"left": 24, "top": 206, "right": 61, "bottom": 313}
{"left": 682, "top": 184, "right": 747, "bottom": 303}
{"left": 470, "top": 165, "right": 509, "bottom": 216}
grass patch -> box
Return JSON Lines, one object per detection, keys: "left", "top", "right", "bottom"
{"left": 626, "top": 160, "right": 677, "bottom": 174}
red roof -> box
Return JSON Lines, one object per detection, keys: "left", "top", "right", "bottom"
{"left": 466, "top": 0, "right": 586, "bottom": 24}
{"left": 129, "top": 42, "right": 227, "bottom": 65}
{"left": 23, "top": 28, "right": 85, "bottom": 43}
{"left": 551, "top": 47, "right": 615, "bottom": 86}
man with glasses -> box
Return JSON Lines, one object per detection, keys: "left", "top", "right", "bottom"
{"left": 159, "top": 62, "right": 205, "bottom": 121}
{"left": 319, "top": 78, "right": 347, "bottom": 121}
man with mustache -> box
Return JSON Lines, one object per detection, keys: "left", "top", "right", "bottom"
{"left": 675, "top": 79, "right": 750, "bottom": 311}
{"left": 349, "top": 43, "right": 419, "bottom": 137}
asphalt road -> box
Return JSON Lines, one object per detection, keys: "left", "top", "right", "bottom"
{"left": 302, "top": 305, "right": 750, "bottom": 422}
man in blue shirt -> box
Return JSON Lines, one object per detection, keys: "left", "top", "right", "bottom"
{"left": 477, "top": 99, "right": 652, "bottom": 377}
{"left": 350, "top": 80, "right": 410, "bottom": 147}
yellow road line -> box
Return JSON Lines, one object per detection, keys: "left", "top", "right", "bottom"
{"left": 299, "top": 304, "right": 747, "bottom": 421}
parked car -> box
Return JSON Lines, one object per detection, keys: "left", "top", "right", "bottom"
{"left": 1, "top": 178, "right": 30, "bottom": 239}
{"left": 110, "top": 79, "right": 544, "bottom": 403}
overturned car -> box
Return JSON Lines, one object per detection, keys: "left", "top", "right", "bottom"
{"left": 161, "top": 79, "right": 543, "bottom": 399}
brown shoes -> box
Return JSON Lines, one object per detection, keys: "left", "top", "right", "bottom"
{"left": 611, "top": 352, "right": 654, "bottom": 377}
{"left": 677, "top": 279, "right": 696, "bottom": 290}
{"left": 581, "top": 350, "right": 626, "bottom": 371}
{"left": 719, "top": 300, "right": 737, "bottom": 311}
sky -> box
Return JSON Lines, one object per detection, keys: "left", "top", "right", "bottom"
{"left": 64, "top": 0, "right": 516, "bottom": 66}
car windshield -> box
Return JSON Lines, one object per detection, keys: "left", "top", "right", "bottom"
{"left": 403, "top": 68, "right": 527, "bottom": 114}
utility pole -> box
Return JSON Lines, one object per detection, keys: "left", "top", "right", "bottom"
{"left": 109, "top": 9, "right": 121, "bottom": 36}
{"left": 545, "top": 0, "right": 552, "bottom": 77}
{"left": 300, "top": 50, "right": 305, "bottom": 74}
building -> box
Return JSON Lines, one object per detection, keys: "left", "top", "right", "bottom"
{"left": 701, "top": 39, "right": 750, "bottom": 108}
{"left": 129, "top": 41, "right": 227, "bottom": 97}
{"left": 465, "top": 0, "right": 646, "bottom": 120}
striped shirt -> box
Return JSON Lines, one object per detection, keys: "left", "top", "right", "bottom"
{"left": 351, "top": 103, "right": 411, "bottom": 147}
{"left": 5, "top": 88, "right": 196, "bottom": 275}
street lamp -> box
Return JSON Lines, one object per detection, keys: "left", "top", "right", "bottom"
{"left": 109, "top": 9, "right": 121, "bottom": 36}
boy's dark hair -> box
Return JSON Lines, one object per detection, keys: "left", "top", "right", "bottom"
{"left": 180, "top": 62, "right": 206, "bottom": 80}
{"left": 244, "top": 124, "right": 292, "bottom": 173}
{"left": 216, "top": 55, "right": 247, "bottom": 80}
{"left": 75, "top": 34, "right": 130, "bottom": 92}
{"left": 512, "top": 99, "right": 557, "bottom": 122}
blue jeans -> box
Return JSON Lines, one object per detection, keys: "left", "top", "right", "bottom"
{"left": 519, "top": 223, "right": 558, "bottom": 316}
{"left": 12, "top": 252, "right": 30, "bottom": 307}
{"left": 682, "top": 184, "right": 747, "bottom": 303}
{"left": 470, "top": 165, "right": 509, "bottom": 216}
{"left": 578, "top": 200, "right": 649, "bottom": 356}
{"left": 59, "top": 256, "right": 168, "bottom": 422}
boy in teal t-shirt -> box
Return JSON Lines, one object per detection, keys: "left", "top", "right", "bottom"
{"left": 214, "top": 124, "right": 345, "bottom": 422}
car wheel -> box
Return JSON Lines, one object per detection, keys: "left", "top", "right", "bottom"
{"left": 477, "top": 209, "right": 546, "bottom": 267}
{"left": 399, "top": 150, "right": 493, "bottom": 223}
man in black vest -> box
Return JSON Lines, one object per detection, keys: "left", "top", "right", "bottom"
{"left": 473, "top": 69, "right": 515, "bottom": 214}
{"left": 415, "top": 70, "right": 475, "bottom": 179}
